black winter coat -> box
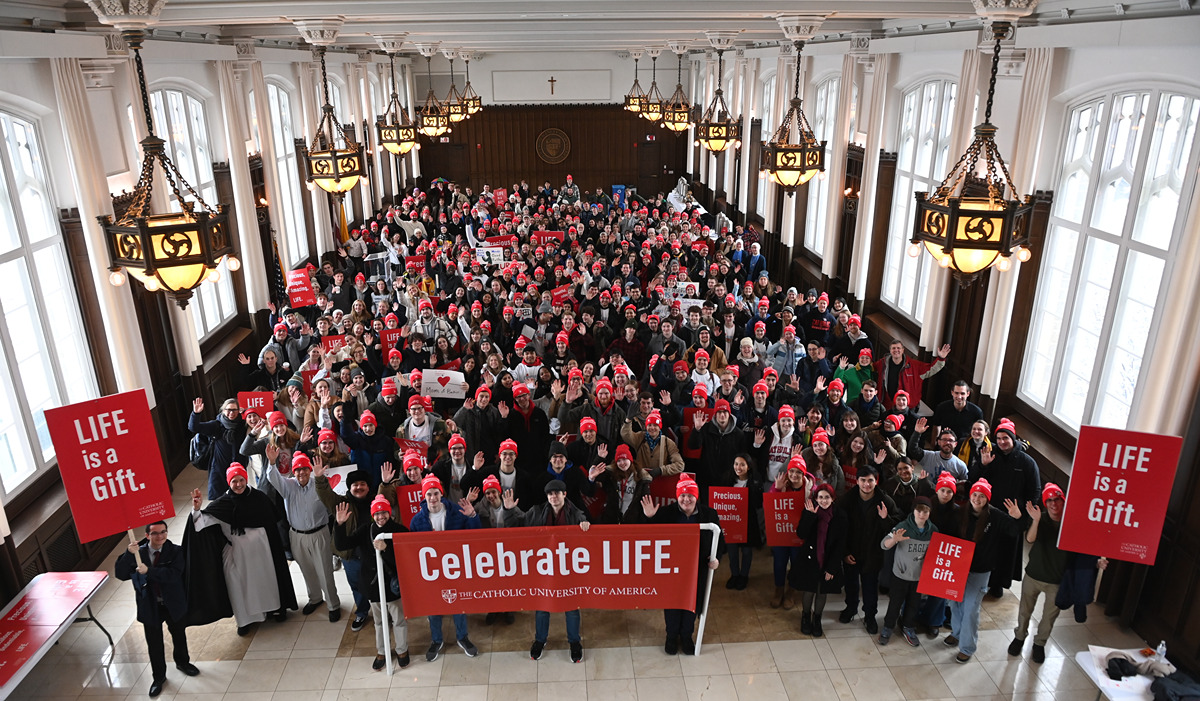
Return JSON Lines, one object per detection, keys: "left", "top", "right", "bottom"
{"left": 791, "top": 508, "right": 847, "bottom": 593}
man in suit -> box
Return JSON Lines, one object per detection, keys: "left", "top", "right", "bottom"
{"left": 115, "top": 521, "right": 200, "bottom": 698}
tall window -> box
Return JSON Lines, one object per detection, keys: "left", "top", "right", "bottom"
{"left": 0, "top": 111, "right": 99, "bottom": 498}
{"left": 756, "top": 75, "right": 776, "bottom": 217}
{"left": 266, "top": 82, "right": 309, "bottom": 266}
{"left": 327, "top": 79, "right": 355, "bottom": 224}
{"left": 149, "top": 88, "right": 236, "bottom": 337}
{"left": 1020, "top": 90, "right": 1200, "bottom": 431}
{"left": 803, "top": 76, "right": 840, "bottom": 256}
{"left": 881, "top": 79, "right": 957, "bottom": 322}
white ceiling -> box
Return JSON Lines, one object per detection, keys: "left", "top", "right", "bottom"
{"left": 0, "top": 0, "right": 1193, "bottom": 54}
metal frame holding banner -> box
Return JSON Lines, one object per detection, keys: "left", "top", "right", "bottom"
{"left": 371, "top": 523, "right": 722, "bottom": 674}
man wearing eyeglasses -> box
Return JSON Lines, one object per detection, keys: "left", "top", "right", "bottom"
{"left": 115, "top": 521, "right": 199, "bottom": 698}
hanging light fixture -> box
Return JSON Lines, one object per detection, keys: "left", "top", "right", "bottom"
{"left": 661, "top": 42, "right": 692, "bottom": 132}
{"left": 641, "top": 48, "right": 664, "bottom": 122}
{"left": 299, "top": 45, "right": 366, "bottom": 195}
{"left": 442, "top": 48, "right": 468, "bottom": 123}
{"left": 375, "top": 43, "right": 418, "bottom": 156}
{"left": 97, "top": 29, "right": 235, "bottom": 308}
{"left": 696, "top": 32, "right": 742, "bottom": 153}
{"left": 459, "top": 50, "right": 483, "bottom": 115}
{"left": 760, "top": 39, "right": 824, "bottom": 195}
{"left": 623, "top": 50, "right": 647, "bottom": 113}
{"left": 907, "top": 21, "right": 1033, "bottom": 285}
{"left": 415, "top": 44, "right": 450, "bottom": 138}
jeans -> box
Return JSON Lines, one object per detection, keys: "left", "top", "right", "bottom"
{"left": 771, "top": 546, "right": 800, "bottom": 587}
{"left": 948, "top": 570, "right": 990, "bottom": 656}
{"left": 428, "top": 614, "right": 468, "bottom": 643}
{"left": 843, "top": 562, "right": 880, "bottom": 617}
{"left": 918, "top": 594, "right": 947, "bottom": 628}
{"left": 341, "top": 557, "right": 368, "bottom": 617}
{"left": 535, "top": 609, "right": 581, "bottom": 644}
{"left": 728, "top": 544, "right": 754, "bottom": 577}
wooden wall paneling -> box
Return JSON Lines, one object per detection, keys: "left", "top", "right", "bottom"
{"left": 837, "top": 144, "right": 866, "bottom": 287}
{"left": 863, "top": 151, "right": 897, "bottom": 314}
{"left": 211, "top": 162, "right": 249, "bottom": 330}
{"left": 293, "top": 137, "right": 316, "bottom": 256}
{"left": 58, "top": 209, "right": 118, "bottom": 396}
{"left": 996, "top": 190, "right": 1055, "bottom": 405}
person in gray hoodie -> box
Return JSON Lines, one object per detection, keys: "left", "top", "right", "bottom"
{"left": 878, "top": 496, "right": 937, "bottom": 646}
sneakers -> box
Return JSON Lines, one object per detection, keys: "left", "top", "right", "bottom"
{"left": 570, "top": 641, "right": 583, "bottom": 663}
{"left": 530, "top": 640, "right": 545, "bottom": 660}
{"left": 351, "top": 614, "right": 368, "bottom": 632}
{"left": 878, "top": 627, "right": 892, "bottom": 645}
{"left": 902, "top": 628, "right": 920, "bottom": 647}
{"left": 457, "top": 637, "right": 478, "bottom": 658}
{"left": 665, "top": 636, "right": 679, "bottom": 655}
{"left": 865, "top": 617, "right": 879, "bottom": 635}
{"left": 372, "top": 654, "right": 386, "bottom": 671}
{"left": 1008, "top": 637, "right": 1025, "bottom": 657}
{"left": 955, "top": 652, "right": 972, "bottom": 663}
{"left": 1032, "top": 644, "right": 1046, "bottom": 664}
{"left": 944, "top": 635, "right": 959, "bottom": 647}
{"left": 839, "top": 608, "right": 856, "bottom": 624}
{"left": 426, "top": 641, "right": 444, "bottom": 662}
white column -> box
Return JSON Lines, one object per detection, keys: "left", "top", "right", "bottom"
{"left": 848, "top": 53, "right": 892, "bottom": 298}
{"left": 685, "top": 57, "right": 698, "bottom": 177}
{"left": 919, "top": 46, "right": 982, "bottom": 352}
{"left": 721, "top": 51, "right": 743, "bottom": 199}
{"left": 249, "top": 60, "right": 291, "bottom": 265}
{"left": 49, "top": 58, "right": 156, "bottom": 398}
{"left": 975, "top": 46, "right": 1055, "bottom": 396}
{"left": 737, "top": 55, "right": 758, "bottom": 219}
{"left": 820, "top": 52, "right": 857, "bottom": 276}
{"left": 216, "top": 60, "right": 270, "bottom": 310}
{"left": 404, "top": 62, "right": 422, "bottom": 179}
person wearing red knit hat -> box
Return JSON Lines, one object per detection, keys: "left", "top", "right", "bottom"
{"left": 640, "top": 473, "right": 723, "bottom": 656}
{"left": 976, "top": 417, "right": 1042, "bottom": 599}
{"left": 620, "top": 409, "right": 684, "bottom": 478}
{"left": 946, "top": 479, "right": 1022, "bottom": 664}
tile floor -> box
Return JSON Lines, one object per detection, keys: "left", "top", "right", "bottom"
{"left": 12, "top": 467, "right": 1149, "bottom": 700}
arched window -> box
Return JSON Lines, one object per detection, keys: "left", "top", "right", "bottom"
{"left": 1020, "top": 89, "right": 1200, "bottom": 431}
{"left": 803, "top": 76, "right": 840, "bottom": 256}
{"left": 266, "top": 82, "right": 310, "bottom": 266}
{"left": 149, "top": 88, "right": 236, "bottom": 337}
{"left": 756, "top": 75, "right": 776, "bottom": 217}
{"left": 881, "top": 79, "right": 957, "bottom": 322}
{"left": 0, "top": 110, "right": 99, "bottom": 497}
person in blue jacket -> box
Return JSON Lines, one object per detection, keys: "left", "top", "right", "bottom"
{"left": 188, "top": 397, "right": 248, "bottom": 499}
{"left": 338, "top": 407, "right": 394, "bottom": 486}
{"left": 408, "top": 474, "right": 482, "bottom": 662}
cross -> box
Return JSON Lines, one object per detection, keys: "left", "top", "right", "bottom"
{"left": 547, "top": 76, "right": 557, "bottom": 94}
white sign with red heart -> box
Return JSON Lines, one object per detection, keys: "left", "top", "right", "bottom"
{"left": 419, "top": 369, "right": 467, "bottom": 400}
{"left": 323, "top": 463, "right": 358, "bottom": 496}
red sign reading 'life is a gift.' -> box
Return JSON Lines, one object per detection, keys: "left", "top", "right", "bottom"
{"left": 391, "top": 525, "right": 701, "bottom": 616}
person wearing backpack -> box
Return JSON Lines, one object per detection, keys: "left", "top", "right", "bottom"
{"left": 189, "top": 397, "right": 250, "bottom": 499}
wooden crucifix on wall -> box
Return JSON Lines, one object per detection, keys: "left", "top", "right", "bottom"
{"left": 547, "top": 76, "right": 556, "bottom": 94}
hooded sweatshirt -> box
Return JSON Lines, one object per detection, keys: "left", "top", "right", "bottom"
{"left": 884, "top": 512, "right": 937, "bottom": 581}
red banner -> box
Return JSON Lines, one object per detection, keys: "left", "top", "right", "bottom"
{"left": 44, "top": 389, "right": 175, "bottom": 542}
{"left": 649, "top": 473, "right": 680, "bottom": 507}
{"left": 391, "top": 524, "right": 700, "bottom": 616}
{"left": 493, "top": 187, "right": 507, "bottom": 206}
{"left": 321, "top": 335, "right": 347, "bottom": 354}
{"left": 381, "top": 329, "right": 404, "bottom": 356}
{"left": 1057, "top": 426, "right": 1183, "bottom": 564}
{"left": 393, "top": 484, "right": 423, "bottom": 528}
{"left": 680, "top": 408, "right": 715, "bottom": 459}
{"left": 405, "top": 255, "right": 426, "bottom": 272}
{"left": 550, "top": 284, "right": 573, "bottom": 306}
{"left": 485, "top": 235, "right": 517, "bottom": 246}
{"left": 763, "top": 492, "right": 804, "bottom": 547}
{"left": 237, "top": 391, "right": 274, "bottom": 417}
{"left": 300, "top": 368, "right": 317, "bottom": 395}
{"left": 709, "top": 487, "right": 748, "bottom": 544}
{"left": 286, "top": 270, "right": 317, "bottom": 308}
{"left": 917, "top": 534, "right": 976, "bottom": 602}
{"left": 533, "top": 231, "right": 565, "bottom": 246}
{"left": 394, "top": 438, "right": 429, "bottom": 460}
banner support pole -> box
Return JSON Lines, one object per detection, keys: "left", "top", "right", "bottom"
{"left": 695, "top": 523, "right": 721, "bottom": 655}
{"left": 375, "top": 533, "right": 394, "bottom": 675}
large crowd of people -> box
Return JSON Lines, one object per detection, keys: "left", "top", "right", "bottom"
{"left": 146, "top": 175, "right": 1106, "bottom": 697}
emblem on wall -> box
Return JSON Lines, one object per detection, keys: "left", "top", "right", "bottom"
{"left": 536, "top": 128, "right": 571, "bottom": 164}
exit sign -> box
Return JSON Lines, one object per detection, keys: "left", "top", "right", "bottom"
{"left": 645, "top": 134, "right": 656, "bottom": 142}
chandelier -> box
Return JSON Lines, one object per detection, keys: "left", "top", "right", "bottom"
{"left": 661, "top": 43, "right": 692, "bottom": 132}
{"left": 299, "top": 46, "right": 366, "bottom": 195}
{"left": 460, "top": 50, "right": 482, "bottom": 115}
{"left": 99, "top": 29, "right": 236, "bottom": 309}
{"left": 375, "top": 50, "right": 418, "bottom": 156}
{"left": 760, "top": 40, "right": 824, "bottom": 195}
{"left": 908, "top": 21, "right": 1033, "bottom": 285}
{"left": 696, "top": 39, "right": 741, "bottom": 152}
{"left": 628, "top": 50, "right": 648, "bottom": 112}
{"left": 415, "top": 46, "right": 450, "bottom": 138}
{"left": 442, "top": 48, "right": 468, "bottom": 123}
{"left": 641, "top": 49, "right": 664, "bottom": 122}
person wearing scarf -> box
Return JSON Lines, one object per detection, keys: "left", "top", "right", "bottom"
{"left": 878, "top": 497, "right": 938, "bottom": 646}
{"left": 947, "top": 478, "right": 1022, "bottom": 663}
{"left": 184, "top": 463, "right": 298, "bottom": 636}
{"left": 188, "top": 397, "right": 249, "bottom": 499}
{"left": 641, "top": 474, "right": 723, "bottom": 656}
{"left": 793, "top": 483, "right": 846, "bottom": 637}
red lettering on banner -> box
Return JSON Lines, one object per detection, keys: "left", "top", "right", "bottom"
{"left": 286, "top": 269, "right": 317, "bottom": 308}
{"left": 917, "top": 534, "right": 976, "bottom": 602}
{"left": 550, "top": 284, "right": 573, "bottom": 306}
{"left": 392, "top": 524, "right": 700, "bottom": 616}
{"left": 380, "top": 329, "right": 404, "bottom": 356}
{"left": 393, "top": 484, "right": 423, "bottom": 528}
{"left": 44, "top": 389, "right": 175, "bottom": 542}
{"left": 321, "top": 335, "right": 347, "bottom": 353}
{"left": 405, "top": 255, "right": 426, "bottom": 272}
{"left": 763, "top": 492, "right": 804, "bottom": 547}
{"left": 533, "top": 231, "right": 566, "bottom": 246}
{"left": 709, "top": 487, "right": 748, "bottom": 544}
{"left": 1057, "top": 426, "right": 1182, "bottom": 564}
{"left": 394, "top": 438, "right": 429, "bottom": 462}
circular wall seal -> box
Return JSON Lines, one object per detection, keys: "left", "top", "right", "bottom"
{"left": 536, "top": 128, "right": 571, "bottom": 164}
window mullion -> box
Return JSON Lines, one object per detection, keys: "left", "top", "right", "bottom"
{"left": 0, "top": 286, "right": 46, "bottom": 472}
{"left": 1082, "top": 244, "right": 1131, "bottom": 424}
{"left": 1120, "top": 92, "right": 1161, "bottom": 240}
{"left": 1045, "top": 224, "right": 1087, "bottom": 415}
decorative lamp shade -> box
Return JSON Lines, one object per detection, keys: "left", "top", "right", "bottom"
{"left": 641, "top": 94, "right": 663, "bottom": 122}
{"left": 377, "top": 122, "right": 417, "bottom": 155}
{"left": 696, "top": 119, "right": 740, "bottom": 153}
{"left": 416, "top": 95, "right": 450, "bottom": 137}
{"left": 662, "top": 89, "right": 691, "bottom": 131}
{"left": 761, "top": 134, "right": 825, "bottom": 189}
{"left": 303, "top": 143, "right": 363, "bottom": 193}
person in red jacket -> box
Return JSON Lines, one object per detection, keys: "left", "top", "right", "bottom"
{"left": 873, "top": 339, "right": 950, "bottom": 410}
